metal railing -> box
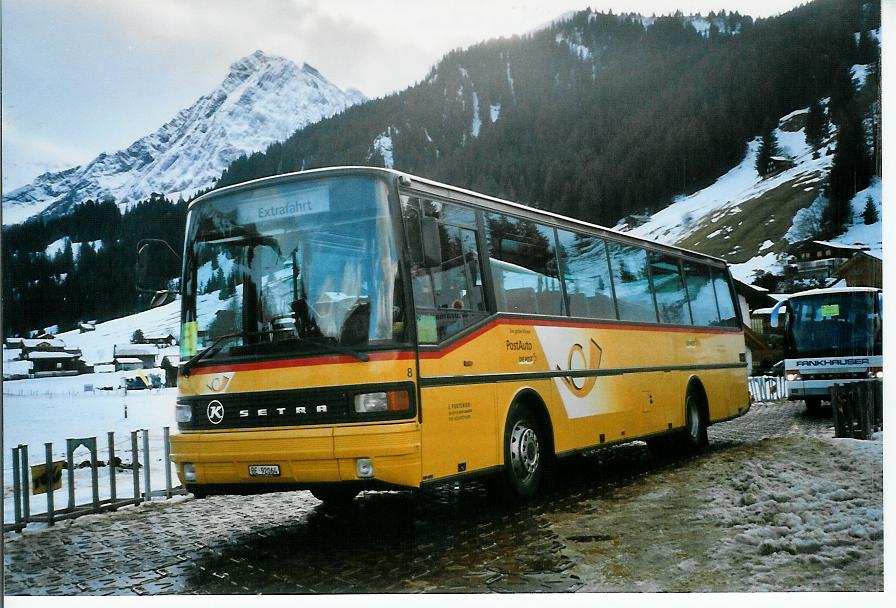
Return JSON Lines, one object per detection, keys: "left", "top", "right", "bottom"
{"left": 4, "top": 426, "right": 185, "bottom": 534}
{"left": 748, "top": 376, "right": 786, "bottom": 402}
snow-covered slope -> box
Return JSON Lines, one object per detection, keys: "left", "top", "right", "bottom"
{"left": 2, "top": 51, "right": 366, "bottom": 225}
{"left": 617, "top": 92, "right": 882, "bottom": 285}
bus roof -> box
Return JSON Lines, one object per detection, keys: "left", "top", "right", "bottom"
{"left": 192, "top": 166, "right": 730, "bottom": 267}
{"left": 785, "top": 286, "right": 881, "bottom": 299}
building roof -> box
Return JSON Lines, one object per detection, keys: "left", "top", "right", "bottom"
{"left": 20, "top": 338, "right": 66, "bottom": 349}
{"left": 808, "top": 240, "right": 868, "bottom": 251}
{"left": 114, "top": 344, "right": 158, "bottom": 356}
{"left": 26, "top": 351, "right": 80, "bottom": 360}
{"left": 114, "top": 357, "right": 143, "bottom": 364}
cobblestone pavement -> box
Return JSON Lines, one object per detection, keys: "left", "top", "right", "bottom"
{"left": 3, "top": 400, "right": 839, "bottom": 595}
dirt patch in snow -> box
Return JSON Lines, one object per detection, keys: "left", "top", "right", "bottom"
{"left": 548, "top": 436, "right": 882, "bottom": 591}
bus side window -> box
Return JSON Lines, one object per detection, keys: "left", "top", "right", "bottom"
{"left": 556, "top": 229, "right": 617, "bottom": 319}
{"left": 486, "top": 213, "right": 564, "bottom": 316}
{"left": 608, "top": 242, "right": 657, "bottom": 323}
{"left": 404, "top": 197, "right": 488, "bottom": 343}
{"left": 682, "top": 261, "right": 720, "bottom": 327}
{"left": 711, "top": 269, "right": 739, "bottom": 328}
{"left": 649, "top": 252, "right": 691, "bottom": 325}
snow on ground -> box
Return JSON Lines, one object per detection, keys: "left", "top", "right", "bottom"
{"left": 551, "top": 434, "right": 882, "bottom": 591}
{"left": 54, "top": 298, "right": 181, "bottom": 364}
{"left": 707, "top": 434, "right": 882, "bottom": 590}
{"left": 44, "top": 237, "right": 103, "bottom": 259}
{"left": 3, "top": 377, "right": 178, "bottom": 526}
{"left": 729, "top": 251, "right": 783, "bottom": 284}
{"left": 851, "top": 63, "right": 871, "bottom": 89}
{"left": 372, "top": 131, "right": 395, "bottom": 169}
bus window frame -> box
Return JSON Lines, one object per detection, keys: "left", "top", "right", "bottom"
{"left": 397, "top": 181, "right": 741, "bottom": 336}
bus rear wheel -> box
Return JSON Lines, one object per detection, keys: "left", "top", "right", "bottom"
{"left": 681, "top": 392, "right": 708, "bottom": 452}
{"left": 498, "top": 405, "right": 546, "bottom": 500}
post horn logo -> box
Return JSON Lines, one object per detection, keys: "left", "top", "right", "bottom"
{"left": 557, "top": 338, "right": 603, "bottom": 398}
{"left": 206, "top": 373, "right": 233, "bottom": 393}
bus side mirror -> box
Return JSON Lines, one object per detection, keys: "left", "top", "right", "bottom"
{"left": 136, "top": 239, "right": 182, "bottom": 308}
{"left": 769, "top": 301, "right": 787, "bottom": 328}
{"left": 421, "top": 217, "right": 442, "bottom": 268}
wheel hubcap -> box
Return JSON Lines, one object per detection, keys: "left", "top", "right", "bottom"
{"left": 687, "top": 398, "right": 700, "bottom": 440}
{"left": 510, "top": 420, "right": 540, "bottom": 482}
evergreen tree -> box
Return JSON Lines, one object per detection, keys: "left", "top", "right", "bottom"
{"left": 804, "top": 98, "right": 828, "bottom": 149}
{"left": 755, "top": 123, "right": 781, "bottom": 177}
{"left": 131, "top": 329, "right": 145, "bottom": 344}
{"left": 825, "top": 101, "right": 872, "bottom": 236}
{"left": 861, "top": 196, "right": 878, "bottom": 224}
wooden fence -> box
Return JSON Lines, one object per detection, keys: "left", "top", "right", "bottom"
{"left": 831, "top": 380, "right": 883, "bottom": 440}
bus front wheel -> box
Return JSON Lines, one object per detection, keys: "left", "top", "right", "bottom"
{"left": 310, "top": 487, "right": 359, "bottom": 507}
{"left": 499, "top": 405, "right": 546, "bottom": 500}
{"left": 804, "top": 397, "right": 822, "bottom": 414}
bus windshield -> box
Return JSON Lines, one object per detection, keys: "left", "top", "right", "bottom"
{"left": 785, "top": 291, "right": 881, "bottom": 359}
{"left": 181, "top": 175, "right": 408, "bottom": 360}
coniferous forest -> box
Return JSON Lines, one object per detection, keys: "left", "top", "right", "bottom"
{"left": 2, "top": 0, "right": 880, "bottom": 337}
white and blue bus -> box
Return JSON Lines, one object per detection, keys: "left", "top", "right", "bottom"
{"left": 771, "top": 287, "right": 882, "bottom": 412}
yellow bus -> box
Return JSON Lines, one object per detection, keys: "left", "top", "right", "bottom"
{"left": 168, "top": 167, "right": 750, "bottom": 502}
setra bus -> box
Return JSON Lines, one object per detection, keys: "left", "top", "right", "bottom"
{"left": 770, "top": 286, "right": 883, "bottom": 413}
{"left": 165, "top": 167, "right": 750, "bottom": 502}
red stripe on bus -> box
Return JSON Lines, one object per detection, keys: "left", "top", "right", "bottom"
{"left": 191, "top": 350, "right": 416, "bottom": 375}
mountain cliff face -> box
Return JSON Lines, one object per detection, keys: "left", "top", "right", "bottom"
{"left": 2, "top": 50, "right": 365, "bottom": 224}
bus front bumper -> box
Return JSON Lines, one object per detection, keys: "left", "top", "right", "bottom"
{"left": 787, "top": 377, "right": 870, "bottom": 400}
{"left": 169, "top": 422, "right": 422, "bottom": 490}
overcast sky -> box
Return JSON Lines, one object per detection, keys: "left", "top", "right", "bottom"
{"left": 0, "top": 0, "right": 832, "bottom": 192}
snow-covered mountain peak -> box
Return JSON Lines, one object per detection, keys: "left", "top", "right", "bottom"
{"left": 2, "top": 51, "right": 367, "bottom": 225}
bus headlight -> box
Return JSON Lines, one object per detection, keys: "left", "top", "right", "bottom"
{"left": 354, "top": 390, "right": 410, "bottom": 413}
{"left": 868, "top": 367, "right": 883, "bottom": 379}
{"left": 183, "top": 463, "right": 196, "bottom": 482}
{"left": 785, "top": 370, "right": 801, "bottom": 382}
{"left": 176, "top": 402, "right": 193, "bottom": 423}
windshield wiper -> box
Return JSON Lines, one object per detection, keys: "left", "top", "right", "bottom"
{"left": 302, "top": 337, "right": 369, "bottom": 362}
{"left": 181, "top": 330, "right": 274, "bottom": 376}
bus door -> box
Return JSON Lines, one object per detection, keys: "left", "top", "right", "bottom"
{"left": 402, "top": 195, "right": 496, "bottom": 481}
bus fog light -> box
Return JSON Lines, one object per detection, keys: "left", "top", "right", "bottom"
{"left": 183, "top": 463, "right": 196, "bottom": 482}
{"left": 176, "top": 402, "right": 193, "bottom": 423}
{"left": 785, "top": 370, "right": 801, "bottom": 382}
{"left": 356, "top": 458, "right": 374, "bottom": 478}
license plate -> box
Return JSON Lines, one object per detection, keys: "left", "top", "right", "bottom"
{"left": 249, "top": 465, "right": 281, "bottom": 477}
